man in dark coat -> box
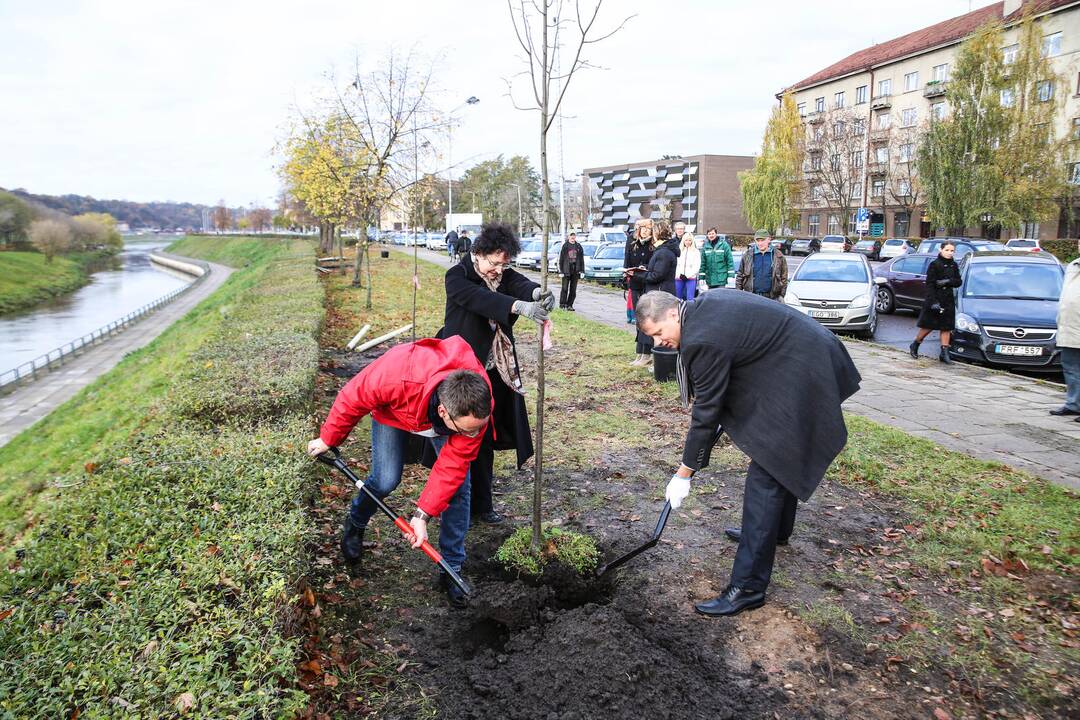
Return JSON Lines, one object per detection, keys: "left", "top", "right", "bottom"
{"left": 736, "top": 231, "right": 788, "bottom": 300}
{"left": 636, "top": 290, "right": 861, "bottom": 616}
{"left": 459, "top": 230, "right": 472, "bottom": 256}
{"left": 558, "top": 231, "right": 585, "bottom": 311}
{"left": 445, "top": 229, "right": 459, "bottom": 260}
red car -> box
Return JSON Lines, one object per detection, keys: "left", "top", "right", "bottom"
{"left": 872, "top": 253, "right": 937, "bottom": 314}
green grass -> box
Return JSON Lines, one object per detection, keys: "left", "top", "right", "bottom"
{"left": 0, "top": 250, "right": 114, "bottom": 314}
{"left": 495, "top": 525, "right": 600, "bottom": 575}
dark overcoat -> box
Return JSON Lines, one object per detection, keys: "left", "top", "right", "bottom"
{"left": 917, "top": 256, "right": 962, "bottom": 331}
{"left": 436, "top": 253, "right": 538, "bottom": 467}
{"left": 644, "top": 237, "right": 681, "bottom": 294}
{"left": 679, "top": 291, "right": 862, "bottom": 501}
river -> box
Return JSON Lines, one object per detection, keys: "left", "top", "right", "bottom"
{"left": 0, "top": 239, "right": 192, "bottom": 372}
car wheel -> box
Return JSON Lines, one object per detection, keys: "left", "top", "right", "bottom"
{"left": 857, "top": 314, "right": 878, "bottom": 340}
{"left": 875, "top": 286, "right": 895, "bottom": 314}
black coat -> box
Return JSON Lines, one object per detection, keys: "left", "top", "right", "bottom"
{"left": 644, "top": 237, "right": 681, "bottom": 294}
{"left": 624, "top": 237, "right": 654, "bottom": 292}
{"left": 917, "top": 256, "right": 962, "bottom": 331}
{"left": 679, "top": 291, "right": 862, "bottom": 501}
{"left": 559, "top": 240, "right": 586, "bottom": 276}
{"left": 437, "top": 253, "right": 538, "bottom": 466}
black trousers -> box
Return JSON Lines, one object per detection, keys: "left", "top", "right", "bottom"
{"left": 560, "top": 274, "right": 579, "bottom": 308}
{"left": 630, "top": 286, "right": 653, "bottom": 355}
{"left": 470, "top": 439, "right": 495, "bottom": 515}
{"left": 730, "top": 460, "right": 798, "bottom": 592}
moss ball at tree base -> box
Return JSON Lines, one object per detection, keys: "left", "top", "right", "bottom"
{"left": 494, "top": 525, "right": 599, "bottom": 576}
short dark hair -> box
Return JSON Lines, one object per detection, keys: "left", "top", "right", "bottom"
{"left": 472, "top": 222, "right": 521, "bottom": 258}
{"left": 707, "top": 227, "right": 719, "bottom": 235}
{"left": 568, "top": 232, "right": 576, "bottom": 238}
{"left": 437, "top": 370, "right": 491, "bottom": 420}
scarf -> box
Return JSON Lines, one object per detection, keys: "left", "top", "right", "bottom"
{"left": 675, "top": 300, "right": 692, "bottom": 410}
{"left": 472, "top": 256, "right": 525, "bottom": 395}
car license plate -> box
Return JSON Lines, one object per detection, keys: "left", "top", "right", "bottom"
{"left": 995, "top": 344, "right": 1043, "bottom": 356}
{"left": 809, "top": 310, "right": 841, "bottom": 319}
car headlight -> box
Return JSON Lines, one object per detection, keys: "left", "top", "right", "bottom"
{"left": 955, "top": 313, "right": 980, "bottom": 333}
{"left": 784, "top": 292, "right": 800, "bottom": 306}
{"left": 850, "top": 292, "right": 872, "bottom": 308}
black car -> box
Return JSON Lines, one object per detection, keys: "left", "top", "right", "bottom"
{"left": 872, "top": 253, "right": 937, "bottom": 313}
{"left": 948, "top": 252, "right": 1065, "bottom": 371}
{"left": 851, "top": 238, "right": 884, "bottom": 261}
{"left": 770, "top": 237, "right": 795, "bottom": 255}
{"left": 918, "top": 237, "right": 1006, "bottom": 259}
{"left": 789, "top": 237, "right": 821, "bottom": 256}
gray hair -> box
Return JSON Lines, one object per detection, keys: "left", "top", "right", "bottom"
{"left": 635, "top": 291, "right": 681, "bottom": 328}
{"left": 438, "top": 370, "right": 491, "bottom": 419}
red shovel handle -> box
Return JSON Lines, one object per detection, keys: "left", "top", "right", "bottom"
{"left": 393, "top": 516, "right": 443, "bottom": 562}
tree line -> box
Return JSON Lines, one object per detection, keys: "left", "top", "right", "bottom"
{"left": 0, "top": 190, "right": 123, "bottom": 262}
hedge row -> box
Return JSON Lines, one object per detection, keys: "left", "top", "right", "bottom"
{"left": 0, "top": 239, "right": 322, "bottom": 717}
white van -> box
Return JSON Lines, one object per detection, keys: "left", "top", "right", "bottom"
{"left": 588, "top": 227, "right": 628, "bottom": 246}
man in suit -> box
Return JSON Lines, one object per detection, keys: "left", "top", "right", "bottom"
{"left": 636, "top": 290, "right": 861, "bottom": 616}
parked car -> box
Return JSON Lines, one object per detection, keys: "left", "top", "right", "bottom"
{"left": 548, "top": 240, "right": 605, "bottom": 274}
{"left": 583, "top": 243, "right": 626, "bottom": 283}
{"left": 784, "top": 252, "right": 877, "bottom": 338}
{"left": 727, "top": 251, "right": 744, "bottom": 288}
{"left": 588, "top": 227, "right": 629, "bottom": 246}
{"left": 1004, "top": 238, "right": 1044, "bottom": 253}
{"left": 517, "top": 238, "right": 564, "bottom": 270}
{"left": 770, "top": 237, "right": 794, "bottom": 255}
{"left": 819, "top": 235, "right": 851, "bottom": 253}
{"left": 851, "top": 238, "right": 884, "bottom": 261}
{"left": 425, "top": 232, "right": 447, "bottom": 250}
{"left": 872, "top": 253, "right": 937, "bottom": 314}
{"left": 949, "top": 251, "right": 1064, "bottom": 370}
{"left": 879, "top": 237, "right": 916, "bottom": 259}
{"left": 789, "top": 237, "right": 821, "bottom": 256}
{"left": 918, "top": 237, "right": 1006, "bottom": 259}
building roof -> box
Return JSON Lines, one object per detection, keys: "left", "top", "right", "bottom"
{"left": 785, "top": 0, "right": 1077, "bottom": 93}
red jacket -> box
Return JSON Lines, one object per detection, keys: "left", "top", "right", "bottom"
{"left": 319, "top": 336, "right": 493, "bottom": 516}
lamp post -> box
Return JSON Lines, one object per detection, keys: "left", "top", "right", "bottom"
{"left": 509, "top": 182, "right": 523, "bottom": 237}
{"left": 446, "top": 96, "right": 479, "bottom": 231}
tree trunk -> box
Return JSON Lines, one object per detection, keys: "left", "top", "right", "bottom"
{"left": 364, "top": 242, "right": 373, "bottom": 309}
{"left": 532, "top": 8, "right": 550, "bottom": 551}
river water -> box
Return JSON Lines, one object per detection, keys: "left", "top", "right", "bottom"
{"left": 0, "top": 239, "right": 192, "bottom": 372}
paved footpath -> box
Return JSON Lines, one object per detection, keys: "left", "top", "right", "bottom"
{"left": 0, "top": 256, "right": 233, "bottom": 447}
{"left": 401, "top": 246, "right": 1080, "bottom": 490}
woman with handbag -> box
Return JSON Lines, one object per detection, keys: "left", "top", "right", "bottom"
{"left": 910, "top": 242, "right": 962, "bottom": 364}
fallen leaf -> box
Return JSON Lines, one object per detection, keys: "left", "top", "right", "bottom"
{"left": 206, "top": 545, "right": 221, "bottom": 557}
{"left": 304, "top": 588, "right": 316, "bottom": 607}
{"left": 933, "top": 708, "right": 952, "bottom": 720}
{"left": 0, "top": 608, "right": 13, "bottom": 622}
{"left": 323, "top": 673, "right": 339, "bottom": 686}
{"left": 873, "top": 615, "right": 892, "bottom": 624}
{"left": 84, "top": 462, "right": 97, "bottom": 474}
{"left": 174, "top": 692, "right": 195, "bottom": 715}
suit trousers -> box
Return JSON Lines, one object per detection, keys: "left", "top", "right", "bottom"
{"left": 729, "top": 459, "right": 798, "bottom": 592}
{"left": 560, "top": 274, "right": 579, "bottom": 308}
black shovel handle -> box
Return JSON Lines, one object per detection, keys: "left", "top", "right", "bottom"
{"left": 595, "top": 500, "right": 672, "bottom": 576}
{"left": 315, "top": 447, "right": 471, "bottom": 596}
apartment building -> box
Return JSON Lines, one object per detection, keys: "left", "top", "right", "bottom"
{"left": 783, "top": 0, "right": 1080, "bottom": 241}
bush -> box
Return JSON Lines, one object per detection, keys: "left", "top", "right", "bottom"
{"left": 28, "top": 218, "right": 73, "bottom": 262}
{"left": 495, "top": 525, "right": 600, "bottom": 576}
{"left": 1041, "top": 238, "right": 1079, "bottom": 263}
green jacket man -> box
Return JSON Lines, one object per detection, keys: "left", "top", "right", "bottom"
{"left": 700, "top": 230, "right": 735, "bottom": 289}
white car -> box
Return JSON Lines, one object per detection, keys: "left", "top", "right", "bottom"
{"left": 546, "top": 240, "right": 605, "bottom": 274}
{"left": 784, "top": 252, "right": 877, "bottom": 338}
{"left": 425, "top": 232, "right": 447, "bottom": 250}
{"left": 819, "top": 235, "right": 849, "bottom": 253}
{"left": 879, "top": 237, "right": 916, "bottom": 259}
{"left": 516, "top": 238, "right": 563, "bottom": 270}
{"left": 1004, "top": 238, "right": 1043, "bottom": 253}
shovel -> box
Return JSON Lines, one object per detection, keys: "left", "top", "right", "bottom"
{"left": 595, "top": 500, "right": 672, "bottom": 577}
{"left": 315, "top": 446, "right": 472, "bottom": 597}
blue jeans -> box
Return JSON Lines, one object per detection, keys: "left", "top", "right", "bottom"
{"left": 349, "top": 419, "right": 472, "bottom": 571}
{"left": 675, "top": 278, "right": 697, "bottom": 301}
{"left": 1062, "top": 347, "right": 1080, "bottom": 412}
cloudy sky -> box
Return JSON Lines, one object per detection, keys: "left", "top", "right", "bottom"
{"left": 0, "top": 0, "right": 984, "bottom": 207}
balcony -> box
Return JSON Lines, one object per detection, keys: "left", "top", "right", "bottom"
{"left": 806, "top": 111, "right": 824, "bottom": 124}
{"left": 869, "top": 128, "right": 891, "bottom": 142}
{"left": 870, "top": 95, "right": 892, "bottom": 110}
{"left": 923, "top": 82, "right": 947, "bottom": 98}
{"left": 867, "top": 162, "right": 889, "bottom": 176}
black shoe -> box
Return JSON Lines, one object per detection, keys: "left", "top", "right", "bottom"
{"left": 440, "top": 571, "right": 470, "bottom": 609}
{"left": 724, "top": 527, "right": 788, "bottom": 546}
{"left": 1049, "top": 407, "right": 1080, "bottom": 416}
{"left": 939, "top": 347, "right": 953, "bottom": 364}
{"left": 695, "top": 586, "right": 766, "bottom": 617}
{"left": 567, "top": 307, "right": 576, "bottom": 312}
{"left": 908, "top": 341, "right": 920, "bottom": 359}
{"left": 559, "top": 304, "right": 567, "bottom": 310}
{"left": 340, "top": 517, "right": 365, "bottom": 565}
{"left": 474, "top": 510, "right": 504, "bottom": 524}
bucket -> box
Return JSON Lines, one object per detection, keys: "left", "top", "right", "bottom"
{"left": 380, "top": 250, "right": 390, "bottom": 259}
{"left": 652, "top": 347, "right": 678, "bottom": 382}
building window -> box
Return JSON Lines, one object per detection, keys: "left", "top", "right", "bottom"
{"left": 827, "top": 215, "right": 841, "bottom": 235}
{"left": 901, "top": 108, "right": 917, "bottom": 127}
{"left": 856, "top": 85, "right": 868, "bottom": 104}
{"left": 871, "top": 179, "right": 885, "bottom": 197}
{"left": 1022, "top": 221, "right": 1040, "bottom": 238}
{"left": 834, "top": 91, "right": 845, "bottom": 108}
{"left": 811, "top": 185, "right": 823, "bottom": 201}
{"left": 789, "top": 215, "right": 801, "bottom": 231}
{"left": 898, "top": 179, "right": 912, "bottom": 196}
{"left": 878, "top": 78, "right": 892, "bottom": 97}
{"left": 898, "top": 143, "right": 914, "bottom": 162}
{"left": 832, "top": 120, "right": 845, "bottom": 136}
{"left": 851, "top": 181, "right": 863, "bottom": 199}
{"left": 813, "top": 125, "right": 823, "bottom": 142}
{"left": 931, "top": 102, "right": 946, "bottom": 121}
{"left": 1071, "top": 163, "right": 1080, "bottom": 184}
{"left": 1042, "top": 32, "right": 1062, "bottom": 58}
{"left": 830, "top": 154, "right": 841, "bottom": 171}
{"left": 931, "top": 64, "right": 950, "bottom": 82}
{"left": 894, "top": 212, "right": 910, "bottom": 237}
{"left": 1036, "top": 123, "right": 1051, "bottom": 144}
{"left": 815, "top": 96, "right": 825, "bottom": 112}
{"left": 904, "top": 72, "right": 919, "bottom": 92}
{"left": 851, "top": 150, "right": 864, "bottom": 168}
{"left": 875, "top": 146, "right": 889, "bottom": 164}
{"left": 1001, "top": 88, "right": 1015, "bottom": 107}
{"left": 797, "top": 102, "right": 806, "bottom": 117}
{"left": 1003, "top": 43, "right": 1019, "bottom": 65}
{"left": 853, "top": 118, "right": 866, "bottom": 136}
{"left": 1037, "top": 80, "right": 1054, "bottom": 102}
{"left": 810, "top": 154, "right": 822, "bottom": 171}
{"left": 877, "top": 112, "right": 891, "bottom": 130}
{"left": 808, "top": 214, "right": 820, "bottom": 236}
{"left": 1073, "top": 117, "right": 1080, "bottom": 140}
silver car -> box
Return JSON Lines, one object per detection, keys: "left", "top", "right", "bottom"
{"left": 783, "top": 253, "right": 877, "bottom": 338}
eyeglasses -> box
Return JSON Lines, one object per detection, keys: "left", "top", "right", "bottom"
{"left": 481, "top": 256, "right": 512, "bottom": 270}
{"left": 446, "top": 414, "right": 486, "bottom": 438}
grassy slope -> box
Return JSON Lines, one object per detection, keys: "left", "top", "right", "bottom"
{"left": 0, "top": 252, "right": 95, "bottom": 314}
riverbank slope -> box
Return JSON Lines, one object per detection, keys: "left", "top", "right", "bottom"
{"left": 0, "top": 249, "right": 116, "bottom": 315}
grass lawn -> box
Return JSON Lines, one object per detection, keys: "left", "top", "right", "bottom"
{"left": 0, "top": 250, "right": 114, "bottom": 315}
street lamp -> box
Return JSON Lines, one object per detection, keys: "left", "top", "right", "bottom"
{"left": 446, "top": 96, "right": 479, "bottom": 230}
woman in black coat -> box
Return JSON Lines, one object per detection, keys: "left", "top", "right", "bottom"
{"left": 624, "top": 218, "right": 655, "bottom": 366}
{"left": 910, "top": 242, "right": 963, "bottom": 364}
{"left": 437, "top": 223, "right": 554, "bottom": 523}
{"left": 643, "top": 221, "right": 680, "bottom": 295}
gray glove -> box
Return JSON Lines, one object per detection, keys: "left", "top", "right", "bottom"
{"left": 533, "top": 287, "right": 556, "bottom": 311}
{"left": 513, "top": 299, "right": 549, "bottom": 323}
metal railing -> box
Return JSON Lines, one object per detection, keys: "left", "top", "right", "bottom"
{"left": 0, "top": 253, "right": 211, "bottom": 395}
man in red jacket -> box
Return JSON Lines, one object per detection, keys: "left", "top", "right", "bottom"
{"left": 307, "top": 336, "right": 493, "bottom": 607}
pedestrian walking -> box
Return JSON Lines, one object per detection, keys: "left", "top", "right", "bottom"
{"left": 623, "top": 218, "right": 655, "bottom": 366}
{"left": 635, "top": 290, "right": 861, "bottom": 616}
{"left": 1051, "top": 255, "right": 1080, "bottom": 419}
{"left": 910, "top": 241, "right": 962, "bottom": 364}
{"left": 307, "top": 337, "right": 493, "bottom": 608}
{"left": 446, "top": 228, "right": 459, "bottom": 261}
{"left": 438, "top": 223, "right": 555, "bottom": 526}
{"left": 459, "top": 230, "right": 472, "bottom": 257}
{"left": 701, "top": 228, "right": 734, "bottom": 290}
{"left": 674, "top": 229, "right": 701, "bottom": 302}
{"left": 735, "top": 230, "right": 788, "bottom": 300}
{"left": 558, "top": 231, "right": 585, "bottom": 311}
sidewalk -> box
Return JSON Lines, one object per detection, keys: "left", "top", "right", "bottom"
{"left": 0, "top": 257, "right": 234, "bottom": 447}
{"left": 401, "top": 246, "right": 1080, "bottom": 490}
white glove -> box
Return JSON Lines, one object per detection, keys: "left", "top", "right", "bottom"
{"left": 533, "top": 287, "right": 556, "bottom": 311}
{"left": 665, "top": 475, "right": 691, "bottom": 509}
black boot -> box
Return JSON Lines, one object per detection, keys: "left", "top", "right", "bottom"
{"left": 439, "top": 571, "right": 470, "bottom": 609}
{"left": 340, "top": 517, "right": 365, "bottom": 565}
{"left": 695, "top": 585, "right": 766, "bottom": 617}
{"left": 939, "top": 347, "right": 953, "bottom": 364}
{"left": 908, "top": 340, "right": 920, "bottom": 359}
{"left": 724, "top": 527, "right": 788, "bottom": 546}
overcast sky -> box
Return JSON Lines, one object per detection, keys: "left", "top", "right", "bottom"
{"left": 0, "top": 0, "right": 986, "bottom": 207}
